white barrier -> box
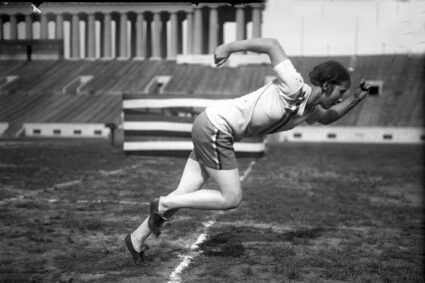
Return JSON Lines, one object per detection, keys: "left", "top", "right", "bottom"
{"left": 16, "top": 123, "right": 425, "bottom": 145}
{"left": 23, "top": 123, "right": 110, "bottom": 138}
{"left": 270, "top": 126, "right": 424, "bottom": 144}
{"left": 122, "top": 95, "right": 266, "bottom": 157}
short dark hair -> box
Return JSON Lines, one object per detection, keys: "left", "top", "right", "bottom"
{"left": 308, "top": 60, "right": 351, "bottom": 88}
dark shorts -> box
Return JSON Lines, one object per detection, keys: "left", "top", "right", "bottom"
{"left": 189, "top": 111, "right": 237, "bottom": 170}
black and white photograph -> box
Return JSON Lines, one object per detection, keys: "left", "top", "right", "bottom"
{"left": 0, "top": 0, "right": 423, "bottom": 282}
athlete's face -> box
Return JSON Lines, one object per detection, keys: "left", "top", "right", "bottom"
{"left": 320, "top": 80, "right": 350, "bottom": 109}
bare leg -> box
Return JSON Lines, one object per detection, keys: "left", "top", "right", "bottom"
{"left": 158, "top": 166, "right": 242, "bottom": 213}
{"left": 130, "top": 158, "right": 209, "bottom": 252}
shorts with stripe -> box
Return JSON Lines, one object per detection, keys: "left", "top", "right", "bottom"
{"left": 189, "top": 111, "right": 237, "bottom": 170}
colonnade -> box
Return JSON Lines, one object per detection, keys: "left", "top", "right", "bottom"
{"left": 0, "top": 3, "right": 263, "bottom": 60}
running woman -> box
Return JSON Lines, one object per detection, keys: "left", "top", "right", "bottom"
{"left": 125, "top": 38, "right": 370, "bottom": 265}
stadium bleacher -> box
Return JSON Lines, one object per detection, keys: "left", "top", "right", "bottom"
{"left": 0, "top": 54, "right": 423, "bottom": 139}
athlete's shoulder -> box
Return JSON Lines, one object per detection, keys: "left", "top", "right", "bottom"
{"left": 273, "top": 59, "right": 304, "bottom": 95}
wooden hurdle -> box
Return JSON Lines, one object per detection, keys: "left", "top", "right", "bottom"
{"left": 122, "top": 93, "right": 266, "bottom": 158}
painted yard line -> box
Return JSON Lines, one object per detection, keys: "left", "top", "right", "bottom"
{"left": 54, "top": 180, "right": 82, "bottom": 189}
{"left": 0, "top": 195, "right": 150, "bottom": 206}
{"left": 0, "top": 188, "right": 52, "bottom": 206}
{"left": 167, "top": 161, "right": 256, "bottom": 283}
{"left": 168, "top": 220, "right": 215, "bottom": 283}
{"left": 239, "top": 161, "right": 254, "bottom": 182}
{"left": 0, "top": 166, "right": 141, "bottom": 206}
{"left": 47, "top": 198, "right": 150, "bottom": 206}
{"left": 98, "top": 169, "right": 125, "bottom": 176}
{"left": 0, "top": 180, "right": 82, "bottom": 206}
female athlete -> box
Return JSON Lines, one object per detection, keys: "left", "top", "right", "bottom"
{"left": 125, "top": 38, "right": 370, "bottom": 265}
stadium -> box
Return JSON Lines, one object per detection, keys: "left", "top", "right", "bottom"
{"left": 0, "top": 1, "right": 423, "bottom": 282}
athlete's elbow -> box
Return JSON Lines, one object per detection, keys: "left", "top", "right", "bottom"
{"left": 321, "top": 119, "right": 333, "bottom": 125}
{"left": 321, "top": 110, "right": 340, "bottom": 125}
{"left": 266, "top": 38, "right": 281, "bottom": 50}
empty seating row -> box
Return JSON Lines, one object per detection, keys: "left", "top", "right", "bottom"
{"left": 0, "top": 54, "right": 423, "bottom": 128}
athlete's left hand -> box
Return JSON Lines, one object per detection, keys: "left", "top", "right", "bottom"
{"left": 214, "top": 44, "right": 231, "bottom": 67}
{"left": 354, "top": 79, "right": 370, "bottom": 100}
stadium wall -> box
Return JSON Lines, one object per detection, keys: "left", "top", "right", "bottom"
{"left": 13, "top": 122, "right": 425, "bottom": 145}
{"left": 268, "top": 126, "right": 424, "bottom": 144}
{"left": 23, "top": 123, "right": 110, "bottom": 138}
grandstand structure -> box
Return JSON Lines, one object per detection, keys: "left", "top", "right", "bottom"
{"left": 0, "top": 2, "right": 263, "bottom": 59}
{"left": 0, "top": 1, "right": 424, "bottom": 154}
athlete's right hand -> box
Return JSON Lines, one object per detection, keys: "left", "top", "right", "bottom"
{"left": 354, "top": 79, "right": 370, "bottom": 101}
{"left": 214, "top": 44, "right": 231, "bottom": 67}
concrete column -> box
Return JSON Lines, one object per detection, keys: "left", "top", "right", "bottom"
{"left": 40, "top": 13, "right": 48, "bottom": 39}
{"left": 0, "top": 16, "right": 3, "bottom": 40}
{"left": 56, "top": 14, "right": 63, "bottom": 39}
{"left": 236, "top": 6, "right": 246, "bottom": 41}
{"left": 103, "top": 13, "right": 111, "bottom": 58}
{"left": 25, "top": 14, "right": 33, "bottom": 39}
{"left": 152, "top": 12, "right": 161, "bottom": 59}
{"left": 71, "top": 13, "right": 80, "bottom": 58}
{"left": 9, "top": 14, "right": 17, "bottom": 39}
{"left": 193, "top": 7, "right": 202, "bottom": 54}
{"left": 119, "top": 12, "right": 128, "bottom": 58}
{"left": 186, "top": 12, "right": 193, "bottom": 54}
{"left": 87, "top": 13, "right": 95, "bottom": 58}
{"left": 0, "top": 17, "right": 3, "bottom": 40}
{"left": 208, "top": 7, "right": 218, "bottom": 53}
{"left": 135, "top": 12, "right": 145, "bottom": 59}
{"left": 252, "top": 5, "right": 262, "bottom": 38}
{"left": 168, "top": 12, "right": 178, "bottom": 59}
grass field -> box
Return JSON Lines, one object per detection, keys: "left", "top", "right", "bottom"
{"left": 0, "top": 139, "right": 423, "bottom": 282}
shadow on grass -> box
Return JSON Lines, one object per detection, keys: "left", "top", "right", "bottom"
{"left": 200, "top": 225, "right": 327, "bottom": 257}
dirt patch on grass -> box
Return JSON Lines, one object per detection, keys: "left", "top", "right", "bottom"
{"left": 360, "top": 183, "right": 423, "bottom": 207}
{"left": 378, "top": 183, "right": 423, "bottom": 206}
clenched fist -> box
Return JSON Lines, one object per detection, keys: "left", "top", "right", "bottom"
{"left": 214, "top": 44, "right": 231, "bottom": 67}
{"left": 354, "top": 79, "right": 371, "bottom": 100}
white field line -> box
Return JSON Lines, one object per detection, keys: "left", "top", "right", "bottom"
{"left": 168, "top": 161, "right": 256, "bottom": 283}
{"left": 0, "top": 166, "right": 142, "bottom": 206}
{"left": 2, "top": 195, "right": 150, "bottom": 206}
{"left": 46, "top": 198, "right": 149, "bottom": 206}
{"left": 0, "top": 179, "right": 82, "bottom": 206}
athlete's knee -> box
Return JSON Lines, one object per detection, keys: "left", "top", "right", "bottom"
{"left": 224, "top": 190, "right": 243, "bottom": 209}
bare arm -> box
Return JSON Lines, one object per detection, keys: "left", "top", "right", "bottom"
{"left": 214, "top": 38, "right": 288, "bottom": 67}
{"left": 314, "top": 80, "right": 370, "bottom": 125}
